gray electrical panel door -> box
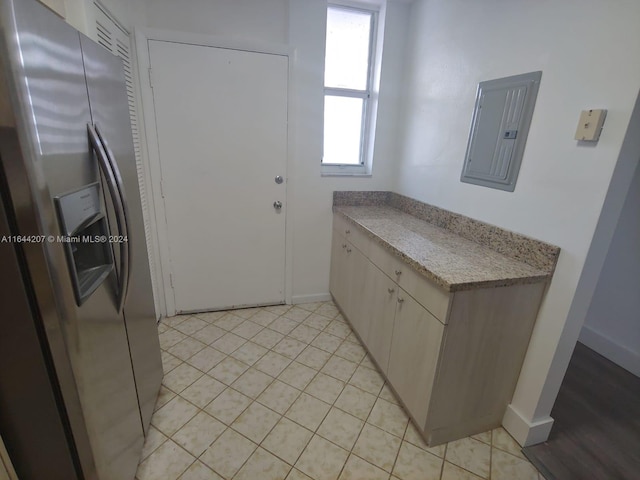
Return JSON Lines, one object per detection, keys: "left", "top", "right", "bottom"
{"left": 461, "top": 71, "right": 542, "bottom": 191}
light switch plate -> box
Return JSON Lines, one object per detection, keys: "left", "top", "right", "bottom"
{"left": 575, "top": 109, "right": 607, "bottom": 142}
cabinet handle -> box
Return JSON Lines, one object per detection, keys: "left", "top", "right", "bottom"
{"left": 387, "top": 287, "right": 395, "bottom": 294}
{"left": 342, "top": 243, "right": 347, "bottom": 249}
{"left": 345, "top": 229, "right": 351, "bottom": 234}
{"left": 397, "top": 297, "right": 404, "bottom": 303}
{"left": 395, "top": 270, "right": 402, "bottom": 276}
{"left": 346, "top": 247, "right": 352, "bottom": 253}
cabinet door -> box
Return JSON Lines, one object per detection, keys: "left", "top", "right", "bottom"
{"left": 363, "top": 264, "right": 397, "bottom": 373}
{"left": 344, "top": 244, "right": 368, "bottom": 338}
{"left": 330, "top": 232, "right": 348, "bottom": 310}
{"left": 387, "top": 290, "right": 444, "bottom": 428}
{"left": 330, "top": 233, "right": 366, "bottom": 323}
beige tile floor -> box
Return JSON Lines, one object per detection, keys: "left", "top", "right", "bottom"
{"left": 136, "top": 301, "right": 545, "bottom": 480}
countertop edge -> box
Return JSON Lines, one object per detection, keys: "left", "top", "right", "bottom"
{"left": 333, "top": 190, "right": 561, "bottom": 274}
{"left": 334, "top": 208, "right": 553, "bottom": 293}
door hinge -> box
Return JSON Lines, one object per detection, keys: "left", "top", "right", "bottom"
{"left": 160, "top": 180, "right": 165, "bottom": 198}
{"left": 169, "top": 273, "right": 174, "bottom": 288}
{"left": 148, "top": 67, "right": 154, "bottom": 88}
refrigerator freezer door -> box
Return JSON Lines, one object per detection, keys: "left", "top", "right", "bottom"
{"left": 1, "top": 0, "right": 144, "bottom": 478}
{"left": 80, "top": 35, "right": 162, "bottom": 434}
{"left": 0, "top": 171, "right": 80, "bottom": 480}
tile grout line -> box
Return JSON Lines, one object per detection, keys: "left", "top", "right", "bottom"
{"left": 256, "top": 304, "right": 383, "bottom": 478}
{"left": 337, "top": 302, "right": 457, "bottom": 479}
{"left": 336, "top": 304, "right": 405, "bottom": 479}
{"left": 334, "top": 367, "right": 392, "bottom": 478}
{"left": 439, "top": 443, "right": 448, "bottom": 480}
{"left": 272, "top": 313, "right": 396, "bottom": 478}
{"left": 489, "top": 428, "right": 493, "bottom": 479}
{"left": 157, "top": 304, "right": 542, "bottom": 480}
{"left": 151, "top": 302, "right": 465, "bottom": 480}
{"left": 388, "top": 419, "right": 411, "bottom": 479}
{"left": 244, "top": 303, "right": 339, "bottom": 478}
{"left": 158, "top": 311, "right": 348, "bottom": 422}
{"left": 158, "top": 303, "right": 348, "bottom": 479}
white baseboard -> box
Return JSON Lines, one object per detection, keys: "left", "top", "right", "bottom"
{"left": 578, "top": 325, "right": 640, "bottom": 377}
{"left": 502, "top": 404, "right": 554, "bottom": 447}
{"left": 291, "top": 293, "right": 333, "bottom": 305}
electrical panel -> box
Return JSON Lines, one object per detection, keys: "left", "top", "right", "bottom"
{"left": 461, "top": 71, "right": 542, "bottom": 192}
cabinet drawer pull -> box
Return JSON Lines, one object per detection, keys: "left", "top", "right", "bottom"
{"left": 395, "top": 270, "right": 402, "bottom": 276}
{"left": 387, "top": 287, "right": 395, "bottom": 294}
{"left": 397, "top": 297, "right": 404, "bottom": 303}
{"left": 346, "top": 247, "right": 352, "bottom": 253}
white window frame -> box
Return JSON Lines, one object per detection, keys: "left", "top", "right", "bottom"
{"left": 322, "top": 2, "right": 380, "bottom": 176}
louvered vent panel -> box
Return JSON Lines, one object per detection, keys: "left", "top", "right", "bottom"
{"left": 96, "top": 20, "right": 112, "bottom": 50}
{"left": 94, "top": 2, "right": 159, "bottom": 311}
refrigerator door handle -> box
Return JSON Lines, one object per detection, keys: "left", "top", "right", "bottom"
{"left": 87, "top": 123, "right": 131, "bottom": 312}
{"left": 95, "top": 124, "right": 131, "bottom": 312}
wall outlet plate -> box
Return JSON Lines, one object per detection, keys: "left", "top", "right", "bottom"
{"left": 575, "top": 109, "right": 607, "bottom": 142}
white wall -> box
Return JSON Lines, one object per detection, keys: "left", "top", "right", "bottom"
{"left": 99, "top": 0, "right": 410, "bottom": 305}
{"left": 580, "top": 159, "right": 640, "bottom": 376}
{"left": 288, "top": 0, "right": 409, "bottom": 302}
{"left": 62, "top": 0, "right": 146, "bottom": 35}
{"left": 92, "top": 0, "right": 146, "bottom": 31}
{"left": 395, "top": 0, "right": 640, "bottom": 444}
{"left": 143, "top": 0, "right": 288, "bottom": 44}
{"left": 61, "top": 0, "right": 409, "bottom": 307}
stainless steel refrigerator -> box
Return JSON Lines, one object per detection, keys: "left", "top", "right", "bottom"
{"left": 0, "top": 0, "right": 162, "bottom": 479}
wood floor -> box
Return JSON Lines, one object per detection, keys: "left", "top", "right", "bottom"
{"left": 523, "top": 342, "right": 640, "bottom": 480}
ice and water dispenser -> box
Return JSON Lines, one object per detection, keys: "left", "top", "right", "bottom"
{"left": 55, "top": 183, "right": 113, "bottom": 305}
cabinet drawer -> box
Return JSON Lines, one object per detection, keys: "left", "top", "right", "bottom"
{"left": 396, "top": 264, "right": 450, "bottom": 324}
{"left": 368, "top": 236, "right": 404, "bottom": 282}
{"left": 333, "top": 214, "right": 348, "bottom": 236}
{"left": 334, "top": 215, "right": 370, "bottom": 256}
{"left": 368, "top": 237, "right": 450, "bottom": 324}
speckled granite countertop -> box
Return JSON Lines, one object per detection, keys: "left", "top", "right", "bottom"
{"left": 334, "top": 204, "right": 557, "bottom": 292}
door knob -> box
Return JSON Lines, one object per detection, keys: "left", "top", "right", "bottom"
{"left": 275, "top": 175, "right": 284, "bottom": 184}
{"left": 273, "top": 201, "right": 283, "bottom": 210}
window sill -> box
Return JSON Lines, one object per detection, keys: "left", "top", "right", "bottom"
{"left": 321, "top": 171, "right": 372, "bottom": 178}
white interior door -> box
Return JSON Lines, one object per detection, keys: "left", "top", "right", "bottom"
{"left": 148, "top": 40, "right": 288, "bottom": 312}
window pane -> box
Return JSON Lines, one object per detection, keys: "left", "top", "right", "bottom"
{"left": 325, "top": 7, "right": 372, "bottom": 90}
{"left": 323, "top": 96, "right": 364, "bottom": 165}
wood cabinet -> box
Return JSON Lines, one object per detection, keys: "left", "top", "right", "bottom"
{"left": 387, "top": 291, "right": 444, "bottom": 429}
{"left": 329, "top": 214, "right": 547, "bottom": 445}
{"left": 330, "top": 230, "right": 368, "bottom": 336}
{"left": 329, "top": 234, "right": 348, "bottom": 310}
{"left": 361, "top": 263, "right": 396, "bottom": 374}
